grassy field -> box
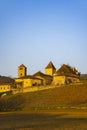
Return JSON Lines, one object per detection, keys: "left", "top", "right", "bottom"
{"left": 0, "top": 82, "right": 87, "bottom": 129}
{"left": 22, "top": 82, "right": 87, "bottom": 110}
{"left": 0, "top": 82, "right": 87, "bottom": 111}
{"left": 0, "top": 110, "right": 87, "bottom": 130}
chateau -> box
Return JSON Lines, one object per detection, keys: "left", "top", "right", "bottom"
{"left": 0, "top": 61, "right": 80, "bottom": 93}
{"left": 15, "top": 61, "right": 55, "bottom": 89}
{"left": 15, "top": 61, "right": 80, "bottom": 89}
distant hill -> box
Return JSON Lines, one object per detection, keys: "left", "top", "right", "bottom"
{"left": 80, "top": 74, "right": 87, "bottom": 80}
{"left": 0, "top": 76, "right": 15, "bottom": 85}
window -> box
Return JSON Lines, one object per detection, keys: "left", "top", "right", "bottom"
{"left": 19, "top": 68, "right": 23, "bottom": 70}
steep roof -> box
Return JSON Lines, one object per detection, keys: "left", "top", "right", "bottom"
{"left": 16, "top": 75, "right": 42, "bottom": 80}
{"left": 55, "top": 64, "right": 79, "bottom": 78}
{"left": 45, "top": 61, "right": 56, "bottom": 70}
{"left": 18, "top": 64, "right": 26, "bottom": 68}
{"left": 33, "top": 71, "right": 53, "bottom": 79}
{"left": 33, "top": 71, "right": 45, "bottom": 77}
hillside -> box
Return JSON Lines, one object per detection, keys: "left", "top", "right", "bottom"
{"left": 0, "top": 82, "right": 87, "bottom": 111}
{"left": 22, "top": 83, "right": 87, "bottom": 109}
{"left": 0, "top": 76, "right": 15, "bottom": 84}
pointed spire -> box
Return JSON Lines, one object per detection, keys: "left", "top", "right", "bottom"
{"left": 45, "top": 61, "right": 56, "bottom": 70}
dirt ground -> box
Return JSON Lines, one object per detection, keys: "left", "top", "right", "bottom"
{"left": 0, "top": 110, "right": 87, "bottom": 130}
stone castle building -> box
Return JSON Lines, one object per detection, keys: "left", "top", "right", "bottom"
{"left": 53, "top": 64, "right": 80, "bottom": 85}
{"left": 15, "top": 61, "right": 55, "bottom": 89}
{"left": 15, "top": 61, "right": 80, "bottom": 89}
{"left": 0, "top": 61, "right": 80, "bottom": 93}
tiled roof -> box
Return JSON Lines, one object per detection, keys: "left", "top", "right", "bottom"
{"left": 33, "top": 71, "right": 53, "bottom": 79}
{"left": 33, "top": 71, "right": 45, "bottom": 77}
{"left": 18, "top": 64, "right": 26, "bottom": 68}
{"left": 16, "top": 75, "right": 43, "bottom": 80}
{"left": 45, "top": 61, "right": 56, "bottom": 70}
{"left": 55, "top": 64, "right": 80, "bottom": 78}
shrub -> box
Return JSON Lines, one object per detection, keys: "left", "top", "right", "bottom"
{"left": 0, "top": 94, "right": 25, "bottom": 111}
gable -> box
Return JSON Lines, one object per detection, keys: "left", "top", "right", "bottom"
{"left": 55, "top": 64, "right": 80, "bottom": 78}
{"left": 45, "top": 61, "right": 56, "bottom": 70}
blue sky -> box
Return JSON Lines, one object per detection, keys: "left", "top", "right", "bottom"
{"left": 0, "top": 0, "right": 87, "bottom": 77}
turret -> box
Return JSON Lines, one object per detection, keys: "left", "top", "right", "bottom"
{"left": 45, "top": 61, "right": 56, "bottom": 76}
{"left": 18, "top": 64, "right": 27, "bottom": 78}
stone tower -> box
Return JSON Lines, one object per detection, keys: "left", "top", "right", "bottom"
{"left": 45, "top": 61, "right": 56, "bottom": 76}
{"left": 18, "top": 64, "right": 27, "bottom": 78}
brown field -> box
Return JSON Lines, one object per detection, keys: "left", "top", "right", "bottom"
{"left": 0, "top": 110, "right": 87, "bottom": 130}
{"left": 1, "top": 82, "right": 87, "bottom": 111}
{"left": 22, "top": 82, "right": 87, "bottom": 109}
{"left": 0, "top": 83, "right": 87, "bottom": 129}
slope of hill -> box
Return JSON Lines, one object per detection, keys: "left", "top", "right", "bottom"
{"left": 0, "top": 82, "right": 87, "bottom": 111}
{"left": 0, "top": 76, "right": 15, "bottom": 84}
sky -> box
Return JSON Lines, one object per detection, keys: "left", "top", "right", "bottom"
{"left": 0, "top": 0, "right": 87, "bottom": 77}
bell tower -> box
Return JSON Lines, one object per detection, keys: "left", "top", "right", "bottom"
{"left": 18, "top": 64, "right": 27, "bottom": 78}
